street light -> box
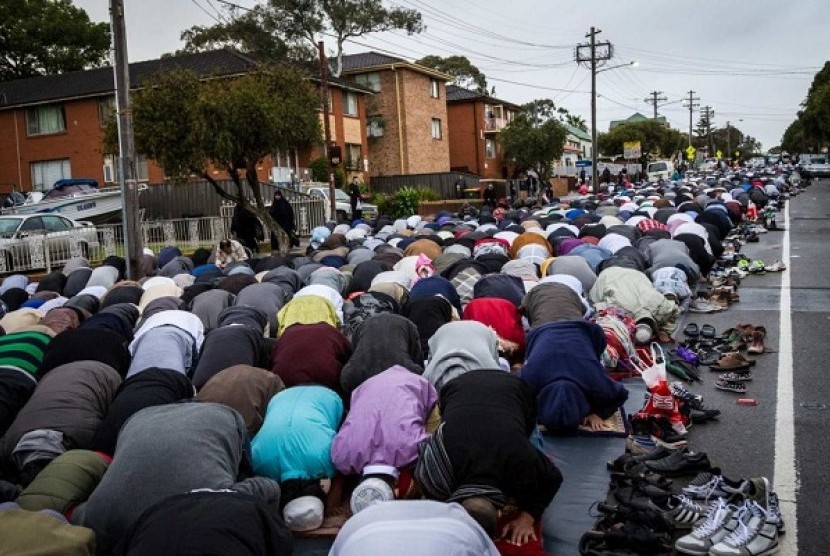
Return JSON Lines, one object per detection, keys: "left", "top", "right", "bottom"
{"left": 597, "top": 60, "right": 639, "bottom": 74}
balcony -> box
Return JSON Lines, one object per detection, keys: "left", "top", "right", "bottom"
{"left": 484, "top": 117, "right": 508, "bottom": 133}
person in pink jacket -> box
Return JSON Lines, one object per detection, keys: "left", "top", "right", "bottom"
{"left": 331, "top": 365, "right": 438, "bottom": 514}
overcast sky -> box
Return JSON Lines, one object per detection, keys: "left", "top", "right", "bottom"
{"left": 76, "top": 0, "right": 829, "bottom": 149}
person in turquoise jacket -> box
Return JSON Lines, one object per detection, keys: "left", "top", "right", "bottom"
{"left": 251, "top": 385, "right": 343, "bottom": 530}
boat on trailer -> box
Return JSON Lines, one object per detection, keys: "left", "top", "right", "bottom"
{"left": 1, "top": 179, "right": 129, "bottom": 223}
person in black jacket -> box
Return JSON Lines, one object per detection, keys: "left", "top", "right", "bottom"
{"left": 268, "top": 190, "right": 297, "bottom": 251}
{"left": 231, "top": 204, "right": 263, "bottom": 254}
{"left": 414, "top": 370, "right": 562, "bottom": 545}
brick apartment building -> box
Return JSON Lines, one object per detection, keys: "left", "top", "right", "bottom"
{"left": 340, "top": 52, "right": 452, "bottom": 177}
{"left": 0, "top": 49, "right": 372, "bottom": 194}
{"left": 445, "top": 85, "right": 521, "bottom": 179}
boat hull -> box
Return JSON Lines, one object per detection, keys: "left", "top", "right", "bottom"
{"left": 2, "top": 191, "right": 124, "bottom": 223}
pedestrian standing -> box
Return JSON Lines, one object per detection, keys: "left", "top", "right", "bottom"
{"left": 231, "top": 204, "right": 262, "bottom": 253}
{"left": 348, "top": 177, "right": 363, "bottom": 222}
{"left": 579, "top": 168, "right": 586, "bottom": 185}
{"left": 269, "top": 190, "right": 298, "bottom": 251}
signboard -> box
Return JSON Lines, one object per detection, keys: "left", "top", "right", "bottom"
{"left": 623, "top": 141, "right": 642, "bottom": 159}
{"left": 734, "top": 151, "right": 740, "bottom": 158}
{"left": 716, "top": 150, "right": 723, "bottom": 159}
{"left": 686, "top": 145, "right": 696, "bottom": 161}
{"left": 575, "top": 160, "right": 592, "bottom": 167}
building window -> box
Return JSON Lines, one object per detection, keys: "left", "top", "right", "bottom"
{"left": 354, "top": 72, "right": 381, "bottom": 92}
{"left": 104, "top": 154, "right": 150, "bottom": 183}
{"left": 429, "top": 78, "right": 440, "bottom": 98}
{"left": 431, "top": 118, "right": 442, "bottom": 140}
{"left": 342, "top": 91, "right": 358, "bottom": 116}
{"left": 26, "top": 104, "right": 66, "bottom": 136}
{"left": 485, "top": 138, "right": 496, "bottom": 159}
{"left": 345, "top": 143, "right": 362, "bottom": 170}
{"left": 31, "top": 159, "right": 71, "bottom": 190}
{"left": 98, "top": 96, "right": 115, "bottom": 128}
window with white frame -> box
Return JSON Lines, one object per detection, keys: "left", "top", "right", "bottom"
{"left": 354, "top": 72, "right": 381, "bottom": 92}
{"left": 342, "top": 91, "right": 358, "bottom": 116}
{"left": 346, "top": 143, "right": 362, "bottom": 170}
{"left": 31, "top": 159, "right": 71, "bottom": 190}
{"left": 104, "top": 154, "right": 150, "bottom": 183}
{"left": 431, "top": 118, "right": 442, "bottom": 140}
{"left": 429, "top": 78, "right": 440, "bottom": 98}
{"left": 26, "top": 104, "right": 66, "bottom": 136}
{"left": 485, "top": 138, "right": 496, "bottom": 159}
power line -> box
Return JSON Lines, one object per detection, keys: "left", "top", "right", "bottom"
{"left": 644, "top": 90, "right": 668, "bottom": 119}
{"left": 682, "top": 90, "right": 701, "bottom": 147}
{"left": 190, "top": 0, "right": 224, "bottom": 23}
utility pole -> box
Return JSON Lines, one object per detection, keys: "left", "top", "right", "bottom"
{"left": 682, "top": 90, "right": 700, "bottom": 148}
{"left": 576, "top": 28, "right": 613, "bottom": 188}
{"left": 702, "top": 106, "right": 715, "bottom": 155}
{"left": 109, "top": 0, "right": 142, "bottom": 279}
{"left": 644, "top": 91, "right": 667, "bottom": 120}
{"left": 318, "top": 41, "right": 336, "bottom": 219}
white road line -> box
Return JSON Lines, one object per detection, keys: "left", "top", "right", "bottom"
{"left": 774, "top": 201, "right": 798, "bottom": 553}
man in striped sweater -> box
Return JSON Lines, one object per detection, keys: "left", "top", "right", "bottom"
{"left": 0, "top": 330, "right": 53, "bottom": 438}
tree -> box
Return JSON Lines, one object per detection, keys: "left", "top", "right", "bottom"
{"left": 0, "top": 0, "right": 110, "bottom": 80}
{"left": 597, "top": 120, "right": 685, "bottom": 165}
{"left": 416, "top": 55, "right": 486, "bottom": 92}
{"left": 781, "top": 119, "right": 810, "bottom": 153}
{"left": 113, "top": 66, "right": 322, "bottom": 254}
{"left": 565, "top": 113, "right": 588, "bottom": 133}
{"left": 500, "top": 107, "right": 567, "bottom": 182}
{"left": 181, "top": 0, "right": 422, "bottom": 77}
{"left": 180, "top": 4, "right": 315, "bottom": 64}
{"left": 780, "top": 61, "right": 830, "bottom": 153}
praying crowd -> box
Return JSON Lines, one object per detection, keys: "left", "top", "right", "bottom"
{"left": 0, "top": 176, "right": 782, "bottom": 555}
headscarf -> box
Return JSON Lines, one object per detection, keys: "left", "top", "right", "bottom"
{"left": 39, "top": 328, "right": 131, "bottom": 378}
{"left": 423, "top": 321, "right": 500, "bottom": 390}
{"left": 276, "top": 296, "right": 339, "bottom": 337}
{"left": 403, "top": 296, "right": 454, "bottom": 359}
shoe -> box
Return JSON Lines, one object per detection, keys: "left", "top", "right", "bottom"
{"left": 689, "top": 299, "right": 726, "bottom": 313}
{"left": 764, "top": 261, "right": 786, "bottom": 272}
{"left": 709, "top": 500, "right": 779, "bottom": 556}
{"left": 682, "top": 471, "right": 750, "bottom": 501}
{"left": 747, "top": 477, "right": 785, "bottom": 533}
{"left": 629, "top": 414, "right": 687, "bottom": 450}
{"left": 747, "top": 330, "right": 766, "bottom": 355}
{"left": 660, "top": 494, "right": 708, "bottom": 529}
{"left": 715, "top": 379, "right": 747, "bottom": 394}
{"left": 670, "top": 382, "right": 702, "bottom": 403}
{"left": 719, "top": 371, "right": 754, "bottom": 382}
{"left": 645, "top": 450, "right": 712, "bottom": 477}
{"left": 710, "top": 353, "right": 752, "bottom": 372}
{"left": 675, "top": 498, "right": 742, "bottom": 555}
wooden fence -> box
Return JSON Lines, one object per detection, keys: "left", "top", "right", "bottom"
{"left": 369, "top": 171, "right": 480, "bottom": 199}
{"left": 139, "top": 179, "right": 312, "bottom": 219}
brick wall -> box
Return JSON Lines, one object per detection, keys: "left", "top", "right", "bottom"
{"left": 365, "top": 70, "right": 404, "bottom": 177}
{"left": 399, "top": 69, "right": 450, "bottom": 174}
{"left": 447, "top": 101, "right": 482, "bottom": 175}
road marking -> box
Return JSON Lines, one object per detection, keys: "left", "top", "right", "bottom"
{"left": 775, "top": 201, "right": 798, "bottom": 553}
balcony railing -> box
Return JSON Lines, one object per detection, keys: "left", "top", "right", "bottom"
{"left": 484, "top": 117, "right": 508, "bottom": 132}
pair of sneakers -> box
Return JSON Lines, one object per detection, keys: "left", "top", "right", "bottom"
{"left": 675, "top": 477, "right": 784, "bottom": 555}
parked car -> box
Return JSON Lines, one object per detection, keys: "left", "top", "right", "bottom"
{"left": 0, "top": 214, "right": 99, "bottom": 273}
{"left": 304, "top": 186, "right": 378, "bottom": 222}
{"left": 799, "top": 154, "right": 830, "bottom": 178}
{"left": 646, "top": 160, "right": 675, "bottom": 182}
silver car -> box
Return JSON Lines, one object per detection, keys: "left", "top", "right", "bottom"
{"left": 0, "top": 214, "right": 99, "bottom": 274}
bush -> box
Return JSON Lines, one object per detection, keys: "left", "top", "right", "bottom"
{"left": 309, "top": 157, "right": 328, "bottom": 182}
{"left": 334, "top": 167, "right": 347, "bottom": 189}
{"left": 393, "top": 187, "right": 421, "bottom": 218}
{"left": 370, "top": 192, "right": 394, "bottom": 216}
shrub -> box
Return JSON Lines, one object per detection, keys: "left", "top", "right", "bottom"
{"left": 393, "top": 187, "right": 421, "bottom": 218}
{"left": 309, "top": 157, "right": 328, "bottom": 182}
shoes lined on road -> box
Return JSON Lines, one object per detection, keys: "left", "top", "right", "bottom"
{"left": 645, "top": 450, "right": 713, "bottom": 477}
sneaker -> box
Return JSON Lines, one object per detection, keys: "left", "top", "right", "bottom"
{"left": 747, "top": 477, "right": 785, "bottom": 533}
{"left": 709, "top": 500, "right": 779, "bottom": 556}
{"left": 645, "top": 450, "right": 712, "bottom": 476}
{"left": 671, "top": 382, "right": 703, "bottom": 403}
{"left": 661, "top": 494, "right": 708, "bottom": 529}
{"left": 689, "top": 298, "right": 726, "bottom": 313}
{"left": 682, "top": 472, "right": 750, "bottom": 501}
{"left": 675, "top": 498, "right": 741, "bottom": 555}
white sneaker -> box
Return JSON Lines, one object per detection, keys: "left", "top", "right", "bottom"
{"left": 709, "top": 500, "right": 779, "bottom": 556}
{"left": 675, "top": 497, "right": 740, "bottom": 555}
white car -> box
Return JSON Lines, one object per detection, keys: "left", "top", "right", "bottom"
{"left": 0, "top": 214, "right": 99, "bottom": 273}
{"left": 304, "top": 186, "right": 378, "bottom": 222}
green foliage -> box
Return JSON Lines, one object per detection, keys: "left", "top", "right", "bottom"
{"left": 371, "top": 187, "right": 437, "bottom": 217}
{"left": 0, "top": 0, "right": 110, "bottom": 80}
{"left": 597, "top": 120, "right": 686, "bottom": 164}
{"left": 781, "top": 61, "right": 830, "bottom": 152}
{"left": 416, "top": 55, "right": 487, "bottom": 92}
{"left": 565, "top": 114, "right": 588, "bottom": 133}
{"left": 500, "top": 112, "right": 567, "bottom": 181}
{"left": 180, "top": 0, "right": 423, "bottom": 78}
{"left": 310, "top": 157, "right": 329, "bottom": 182}
{"left": 334, "top": 167, "right": 347, "bottom": 189}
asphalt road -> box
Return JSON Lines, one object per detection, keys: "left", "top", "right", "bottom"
{"left": 678, "top": 179, "right": 830, "bottom": 556}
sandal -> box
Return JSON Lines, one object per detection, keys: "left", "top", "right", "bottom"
{"left": 748, "top": 260, "right": 766, "bottom": 274}
{"left": 710, "top": 352, "right": 752, "bottom": 372}
{"left": 715, "top": 379, "right": 747, "bottom": 394}
{"left": 683, "top": 323, "right": 700, "bottom": 338}
{"left": 719, "top": 371, "right": 753, "bottom": 382}
{"left": 700, "top": 324, "right": 716, "bottom": 339}
{"left": 747, "top": 330, "right": 766, "bottom": 354}
{"left": 764, "top": 260, "right": 787, "bottom": 272}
